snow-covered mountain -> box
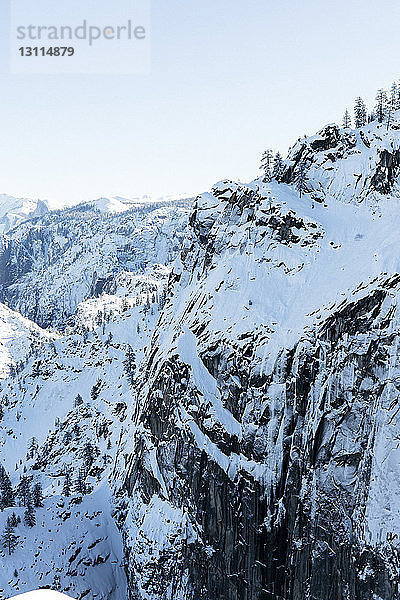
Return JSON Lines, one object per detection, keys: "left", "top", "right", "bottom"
{"left": 114, "top": 115, "right": 400, "bottom": 600}
{"left": 2, "top": 111, "right": 400, "bottom": 600}
{"left": 0, "top": 199, "right": 190, "bottom": 329}
{"left": 0, "top": 195, "right": 48, "bottom": 234}
{"left": 81, "top": 197, "right": 152, "bottom": 214}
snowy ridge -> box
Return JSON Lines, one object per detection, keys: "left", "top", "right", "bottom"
{"left": 0, "top": 195, "right": 48, "bottom": 235}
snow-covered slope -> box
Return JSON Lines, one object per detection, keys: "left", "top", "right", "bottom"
{"left": 3, "top": 112, "right": 400, "bottom": 600}
{"left": 0, "top": 303, "right": 49, "bottom": 379}
{"left": 0, "top": 195, "right": 48, "bottom": 234}
{"left": 10, "top": 591, "right": 74, "bottom": 600}
{"left": 0, "top": 275, "right": 162, "bottom": 600}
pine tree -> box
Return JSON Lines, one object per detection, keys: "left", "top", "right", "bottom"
{"left": 375, "top": 89, "right": 388, "bottom": 123}
{"left": 386, "top": 82, "right": 399, "bottom": 130}
{"left": 74, "top": 468, "right": 87, "bottom": 496}
{"left": 83, "top": 442, "right": 95, "bottom": 473}
{"left": 342, "top": 109, "right": 352, "bottom": 128}
{"left": 1, "top": 518, "right": 19, "bottom": 555}
{"left": 28, "top": 437, "right": 38, "bottom": 459}
{"left": 123, "top": 345, "right": 136, "bottom": 387}
{"left": 9, "top": 512, "right": 18, "bottom": 527}
{"left": 260, "top": 149, "right": 274, "bottom": 182}
{"left": 63, "top": 471, "right": 72, "bottom": 497}
{"left": 24, "top": 499, "right": 36, "bottom": 527}
{"left": 272, "top": 152, "right": 284, "bottom": 179}
{"left": 396, "top": 82, "right": 400, "bottom": 111}
{"left": 17, "top": 475, "right": 30, "bottom": 507}
{"left": 32, "top": 482, "right": 43, "bottom": 508}
{"left": 354, "top": 97, "right": 367, "bottom": 128}
{"left": 0, "top": 466, "right": 14, "bottom": 509}
{"left": 74, "top": 394, "right": 83, "bottom": 408}
{"left": 295, "top": 161, "right": 308, "bottom": 198}
{"left": 390, "top": 81, "right": 399, "bottom": 111}
{"left": 31, "top": 360, "right": 41, "bottom": 379}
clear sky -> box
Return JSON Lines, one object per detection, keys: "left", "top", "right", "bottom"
{"left": 0, "top": 0, "right": 400, "bottom": 207}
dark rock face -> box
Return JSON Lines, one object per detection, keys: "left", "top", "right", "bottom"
{"left": 370, "top": 149, "right": 400, "bottom": 194}
{"left": 309, "top": 124, "right": 341, "bottom": 152}
{"left": 123, "top": 276, "right": 400, "bottom": 600}
{"left": 115, "top": 123, "right": 400, "bottom": 600}
{"left": 116, "top": 176, "right": 400, "bottom": 600}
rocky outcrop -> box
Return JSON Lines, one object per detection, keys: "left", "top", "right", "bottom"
{"left": 370, "top": 149, "right": 400, "bottom": 193}
{"left": 115, "top": 150, "right": 400, "bottom": 600}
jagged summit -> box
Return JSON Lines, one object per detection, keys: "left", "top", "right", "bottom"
{"left": 277, "top": 114, "right": 400, "bottom": 204}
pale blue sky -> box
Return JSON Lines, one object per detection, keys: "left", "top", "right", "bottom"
{"left": 0, "top": 0, "right": 400, "bottom": 207}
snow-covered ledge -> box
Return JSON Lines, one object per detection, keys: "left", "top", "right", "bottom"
{"left": 9, "top": 592, "right": 74, "bottom": 600}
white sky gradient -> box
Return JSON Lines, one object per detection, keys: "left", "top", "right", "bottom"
{"left": 0, "top": 0, "right": 400, "bottom": 207}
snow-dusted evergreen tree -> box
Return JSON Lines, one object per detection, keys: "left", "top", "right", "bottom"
{"left": 63, "top": 471, "right": 72, "bottom": 497}
{"left": 123, "top": 345, "right": 136, "bottom": 387}
{"left": 74, "top": 393, "right": 83, "bottom": 408}
{"left": 17, "top": 475, "right": 30, "bottom": 507}
{"left": 354, "top": 97, "right": 367, "bottom": 128}
{"left": 32, "top": 482, "right": 43, "bottom": 508}
{"left": 389, "top": 81, "right": 400, "bottom": 111}
{"left": 342, "top": 109, "right": 352, "bottom": 128}
{"left": 0, "top": 466, "right": 14, "bottom": 509}
{"left": 1, "top": 517, "right": 18, "bottom": 555}
{"left": 260, "top": 149, "right": 274, "bottom": 182}
{"left": 74, "top": 468, "right": 87, "bottom": 496}
{"left": 9, "top": 513, "right": 18, "bottom": 527}
{"left": 295, "top": 161, "right": 308, "bottom": 198}
{"left": 272, "top": 152, "right": 284, "bottom": 179}
{"left": 375, "top": 89, "right": 388, "bottom": 123}
{"left": 24, "top": 499, "right": 36, "bottom": 527}
{"left": 28, "top": 437, "right": 38, "bottom": 459}
{"left": 64, "top": 430, "right": 72, "bottom": 445}
{"left": 83, "top": 442, "right": 95, "bottom": 474}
